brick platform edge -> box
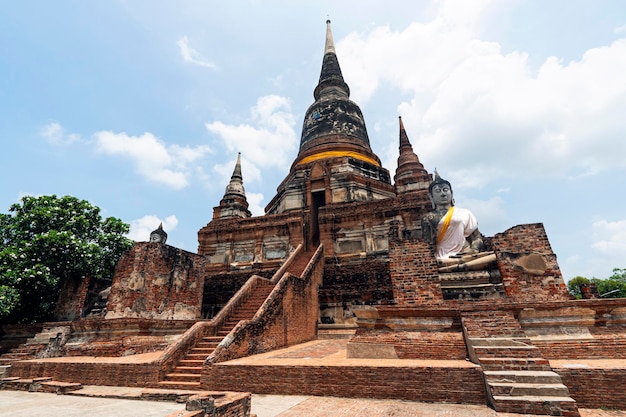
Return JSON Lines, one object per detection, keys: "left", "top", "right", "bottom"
{"left": 203, "top": 363, "right": 487, "bottom": 405}
{"left": 556, "top": 367, "right": 626, "bottom": 410}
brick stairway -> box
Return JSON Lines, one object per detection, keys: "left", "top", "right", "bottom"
{"left": 461, "top": 311, "right": 580, "bottom": 416}
{"left": 0, "top": 325, "right": 70, "bottom": 366}
{"left": 158, "top": 282, "right": 275, "bottom": 389}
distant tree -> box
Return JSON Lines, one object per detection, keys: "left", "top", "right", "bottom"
{"left": 568, "top": 268, "right": 626, "bottom": 299}
{"left": 0, "top": 195, "right": 134, "bottom": 323}
{"left": 567, "top": 276, "right": 591, "bottom": 299}
{"left": 592, "top": 268, "right": 626, "bottom": 298}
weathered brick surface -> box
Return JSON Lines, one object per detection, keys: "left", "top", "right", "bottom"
{"left": 349, "top": 329, "right": 467, "bottom": 359}
{"left": 535, "top": 334, "right": 626, "bottom": 359}
{"left": 54, "top": 276, "right": 91, "bottom": 321}
{"left": 106, "top": 243, "right": 205, "bottom": 320}
{"left": 63, "top": 318, "right": 193, "bottom": 357}
{"left": 389, "top": 238, "right": 443, "bottom": 305}
{"left": 319, "top": 258, "right": 393, "bottom": 323}
{"left": 557, "top": 367, "right": 626, "bottom": 410}
{"left": 491, "top": 224, "right": 571, "bottom": 303}
{"left": 204, "top": 363, "right": 486, "bottom": 404}
{"left": 10, "top": 360, "right": 161, "bottom": 387}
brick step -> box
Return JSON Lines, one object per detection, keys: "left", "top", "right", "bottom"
{"left": 231, "top": 309, "right": 260, "bottom": 315}
{"left": 195, "top": 341, "right": 220, "bottom": 349}
{"left": 185, "top": 353, "right": 211, "bottom": 359}
{"left": 189, "top": 348, "right": 215, "bottom": 354}
{"left": 164, "top": 373, "right": 202, "bottom": 382}
{"left": 202, "top": 336, "right": 223, "bottom": 342}
{"left": 468, "top": 337, "right": 531, "bottom": 347}
{"left": 173, "top": 366, "right": 203, "bottom": 374}
{"left": 179, "top": 359, "right": 205, "bottom": 367}
{"left": 2, "top": 352, "right": 32, "bottom": 358}
{"left": 478, "top": 357, "right": 551, "bottom": 371}
{"left": 491, "top": 395, "right": 579, "bottom": 416}
{"left": 157, "top": 380, "right": 201, "bottom": 389}
{"left": 473, "top": 346, "right": 542, "bottom": 358}
{"left": 488, "top": 382, "right": 570, "bottom": 397}
{"left": 484, "top": 370, "right": 563, "bottom": 384}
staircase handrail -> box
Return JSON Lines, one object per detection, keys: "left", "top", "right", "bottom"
{"left": 271, "top": 243, "right": 303, "bottom": 284}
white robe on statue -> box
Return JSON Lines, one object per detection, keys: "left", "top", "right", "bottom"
{"left": 436, "top": 207, "right": 478, "bottom": 259}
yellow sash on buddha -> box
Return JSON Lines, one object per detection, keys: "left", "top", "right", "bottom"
{"left": 437, "top": 207, "right": 455, "bottom": 244}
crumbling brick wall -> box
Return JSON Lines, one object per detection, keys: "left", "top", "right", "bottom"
{"left": 105, "top": 243, "right": 205, "bottom": 320}
{"left": 54, "top": 276, "right": 91, "bottom": 321}
{"left": 491, "top": 223, "right": 570, "bottom": 303}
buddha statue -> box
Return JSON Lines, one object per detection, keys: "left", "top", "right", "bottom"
{"left": 421, "top": 172, "right": 495, "bottom": 272}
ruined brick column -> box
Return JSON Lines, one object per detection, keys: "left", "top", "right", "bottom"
{"left": 389, "top": 221, "right": 443, "bottom": 305}
{"left": 491, "top": 223, "right": 570, "bottom": 302}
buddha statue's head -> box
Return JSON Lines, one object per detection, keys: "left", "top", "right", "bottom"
{"left": 149, "top": 223, "right": 167, "bottom": 244}
{"left": 428, "top": 171, "right": 454, "bottom": 208}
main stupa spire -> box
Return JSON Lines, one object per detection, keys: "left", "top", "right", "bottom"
{"left": 265, "top": 21, "right": 395, "bottom": 215}
{"left": 293, "top": 19, "right": 381, "bottom": 168}
{"left": 313, "top": 20, "right": 350, "bottom": 101}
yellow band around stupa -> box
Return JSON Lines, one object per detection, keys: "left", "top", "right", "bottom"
{"left": 296, "top": 151, "right": 380, "bottom": 167}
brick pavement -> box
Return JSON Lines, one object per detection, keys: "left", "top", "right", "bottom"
{"left": 274, "top": 397, "right": 626, "bottom": 417}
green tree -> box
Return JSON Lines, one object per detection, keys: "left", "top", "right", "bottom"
{"left": 592, "top": 268, "right": 626, "bottom": 298}
{"left": 567, "top": 276, "right": 591, "bottom": 299}
{"left": 0, "top": 195, "right": 134, "bottom": 323}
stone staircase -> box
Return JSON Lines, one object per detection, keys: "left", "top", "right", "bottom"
{"left": 158, "top": 282, "right": 275, "bottom": 389}
{"left": 0, "top": 325, "right": 70, "bottom": 366}
{"left": 461, "top": 311, "right": 580, "bottom": 416}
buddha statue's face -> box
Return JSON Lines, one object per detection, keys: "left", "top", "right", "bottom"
{"left": 430, "top": 184, "right": 452, "bottom": 208}
{"left": 150, "top": 233, "right": 162, "bottom": 243}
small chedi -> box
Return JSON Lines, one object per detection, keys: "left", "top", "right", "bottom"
{"left": 2, "top": 20, "right": 626, "bottom": 417}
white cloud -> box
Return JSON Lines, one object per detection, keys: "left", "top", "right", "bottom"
{"left": 205, "top": 95, "right": 297, "bottom": 175}
{"left": 177, "top": 36, "right": 217, "bottom": 69}
{"left": 592, "top": 218, "right": 626, "bottom": 256}
{"left": 127, "top": 214, "right": 178, "bottom": 242}
{"left": 40, "top": 122, "right": 80, "bottom": 145}
{"left": 246, "top": 192, "right": 265, "bottom": 216}
{"left": 93, "top": 131, "right": 211, "bottom": 189}
{"left": 336, "top": 1, "right": 626, "bottom": 188}
{"left": 463, "top": 196, "right": 507, "bottom": 235}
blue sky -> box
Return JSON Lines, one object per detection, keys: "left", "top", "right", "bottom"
{"left": 1, "top": 0, "right": 625, "bottom": 282}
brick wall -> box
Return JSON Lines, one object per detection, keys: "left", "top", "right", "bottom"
{"left": 10, "top": 360, "right": 161, "bottom": 387}
{"left": 320, "top": 258, "right": 393, "bottom": 324}
{"left": 64, "top": 318, "right": 193, "bottom": 357}
{"left": 491, "top": 223, "right": 571, "bottom": 303}
{"left": 54, "top": 276, "right": 91, "bottom": 321}
{"left": 348, "top": 329, "right": 467, "bottom": 359}
{"left": 204, "top": 362, "right": 486, "bottom": 404}
{"left": 556, "top": 367, "right": 626, "bottom": 409}
{"left": 535, "top": 334, "right": 626, "bottom": 359}
{"left": 106, "top": 243, "right": 205, "bottom": 320}
{"left": 389, "top": 238, "right": 443, "bottom": 305}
